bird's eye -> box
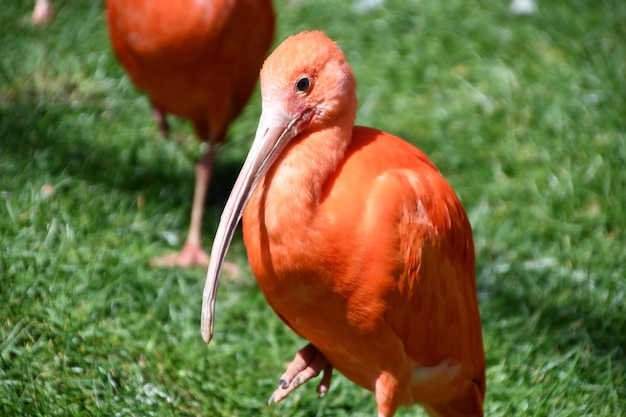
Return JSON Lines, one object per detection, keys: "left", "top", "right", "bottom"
{"left": 296, "top": 76, "right": 311, "bottom": 92}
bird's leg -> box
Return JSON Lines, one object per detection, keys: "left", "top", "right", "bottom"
{"left": 150, "top": 103, "right": 170, "bottom": 138}
{"left": 268, "top": 343, "right": 334, "bottom": 404}
{"left": 31, "top": 0, "right": 53, "bottom": 24}
{"left": 374, "top": 372, "right": 400, "bottom": 417}
{"left": 179, "top": 145, "right": 213, "bottom": 265}
{"left": 150, "top": 142, "right": 239, "bottom": 272}
{"left": 149, "top": 147, "right": 211, "bottom": 266}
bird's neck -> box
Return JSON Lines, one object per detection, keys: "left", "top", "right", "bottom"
{"left": 257, "top": 119, "right": 353, "bottom": 230}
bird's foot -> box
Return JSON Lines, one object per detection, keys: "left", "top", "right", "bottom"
{"left": 31, "top": 0, "right": 53, "bottom": 24}
{"left": 268, "top": 343, "right": 333, "bottom": 405}
{"left": 149, "top": 242, "right": 239, "bottom": 274}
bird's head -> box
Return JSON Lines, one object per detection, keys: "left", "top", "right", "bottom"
{"left": 201, "top": 31, "right": 357, "bottom": 343}
{"left": 259, "top": 30, "right": 357, "bottom": 138}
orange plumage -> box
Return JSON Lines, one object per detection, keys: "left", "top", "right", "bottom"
{"left": 202, "top": 31, "right": 485, "bottom": 416}
{"left": 106, "top": 0, "right": 275, "bottom": 266}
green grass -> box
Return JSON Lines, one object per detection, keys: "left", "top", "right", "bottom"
{"left": 1, "top": 0, "right": 625, "bottom": 415}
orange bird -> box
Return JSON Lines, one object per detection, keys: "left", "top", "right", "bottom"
{"left": 201, "top": 31, "right": 486, "bottom": 416}
{"left": 105, "top": 0, "right": 275, "bottom": 267}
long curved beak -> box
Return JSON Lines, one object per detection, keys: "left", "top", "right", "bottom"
{"left": 201, "top": 105, "right": 295, "bottom": 344}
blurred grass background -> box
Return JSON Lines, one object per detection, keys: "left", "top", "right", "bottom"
{"left": 1, "top": 0, "right": 625, "bottom": 415}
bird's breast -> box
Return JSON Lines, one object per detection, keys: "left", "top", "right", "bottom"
{"left": 241, "top": 173, "right": 353, "bottom": 320}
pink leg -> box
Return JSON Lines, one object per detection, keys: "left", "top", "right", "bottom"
{"left": 268, "top": 343, "right": 334, "bottom": 405}
{"left": 32, "top": 0, "right": 53, "bottom": 24}
{"left": 149, "top": 118, "right": 237, "bottom": 271}
{"left": 150, "top": 103, "right": 170, "bottom": 138}
{"left": 150, "top": 145, "right": 240, "bottom": 273}
{"left": 150, "top": 145, "right": 229, "bottom": 270}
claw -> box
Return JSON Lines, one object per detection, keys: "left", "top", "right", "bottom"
{"left": 317, "top": 363, "right": 333, "bottom": 398}
{"left": 267, "top": 343, "right": 334, "bottom": 405}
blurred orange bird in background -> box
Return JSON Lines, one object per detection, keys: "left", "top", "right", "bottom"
{"left": 202, "top": 31, "right": 486, "bottom": 416}
{"left": 105, "top": 0, "right": 275, "bottom": 267}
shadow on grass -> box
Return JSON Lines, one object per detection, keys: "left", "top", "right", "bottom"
{"left": 0, "top": 92, "right": 243, "bottom": 215}
{"left": 479, "top": 263, "right": 626, "bottom": 380}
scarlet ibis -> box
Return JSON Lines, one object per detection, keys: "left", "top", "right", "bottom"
{"left": 106, "top": 0, "right": 275, "bottom": 267}
{"left": 201, "top": 30, "right": 486, "bottom": 416}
